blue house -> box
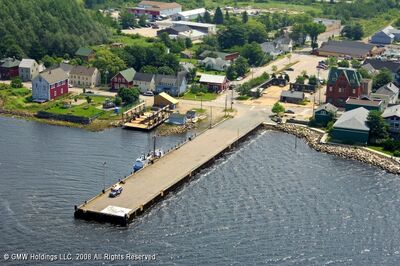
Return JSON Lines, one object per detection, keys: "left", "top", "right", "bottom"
{"left": 371, "top": 26, "right": 400, "bottom": 44}
{"left": 155, "top": 71, "right": 187, "bottom": 97}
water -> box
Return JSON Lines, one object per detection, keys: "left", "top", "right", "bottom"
{"left": 1, "top": 117, "right": 400, "bottom": 265}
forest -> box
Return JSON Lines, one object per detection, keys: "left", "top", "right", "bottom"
{"left": 0, "top": 0, "right": 109, "bottom": 60}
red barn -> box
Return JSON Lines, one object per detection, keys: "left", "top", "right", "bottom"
{"left": 111, "top": 68, "right": 136, "bottom": 91}
{"left": 0, "top": 57, "right": 20, "bottom": 80}
{"left": 326, "top": 67, "right": 363, "bottom": 108}
{"left": 199, "top": 74, "right": 229, "bottom": 93}
{"left": 32, "top": 68, "right": 69, "bottom": 102}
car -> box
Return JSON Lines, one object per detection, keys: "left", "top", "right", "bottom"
{"left": 284, "top": 109, "right": 295, "bottom": 114}
{"left": 152, "top": 25, "right": 159, "bottom": 29}
{"left": 236, "top": 76, "right": 243, "bottom": 81}
{"left": 109, "top": 184, "right": 123, "bottom": 198}
{"left": 143, "top": 91, "right": 154, "bottom": 96}
{"left": 68, "top": 84, "right": 73, "bottom": 88}
{"left": 286, "top": 67, "right": 294, "bottom": 71}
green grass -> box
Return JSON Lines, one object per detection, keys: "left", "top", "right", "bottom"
{"left": 45, "top": 104, "right": 105, "bottom": 118}
{"left": 180, "top": 92, "right": 217, "bottom": 101}
{"left": 357, "top": 11, "right": 398, "bottom": 38}
{"left": 179, "top": 58, "right": 197, "bottom": 64}
{"left": 192, "top": 108, "right": 206, "bottom": 113}
{"left": 236, "top": 95, "right": 250, "bottom": 101}
{"left": 368, "top": 146, "right": 394, "bottom": 156}
{"left": 197, "top": 68, "right": 226, "bottom": 75}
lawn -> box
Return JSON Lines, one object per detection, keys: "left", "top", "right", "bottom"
{"left": 45, "top": 104, "right": 105, "bottom": 118}
{"left": 368, "top": 146, "right": 394, "bottom": 156}
{"left": 357, "top": 10, "right": 398, "bottom": 39}
{"left": 180, "top": 92, "right": 218, "bottom": 101}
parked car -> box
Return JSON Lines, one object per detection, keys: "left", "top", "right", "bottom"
{"left": 109, "top": 184, "right": 123, "bottom": 198}
{"left": 284, "top": 109, "right": 295, "bottom": 114}
{"left": 103, "top": 99, "right": 115, "bottom": 109}
{"left": 236, "top": 76, "right": 243, "bottom": 81}
{"left": 143, "top": 91, "right": 154, "bottom": 96}
{"left": 286, "top": 67, "right": 294, "bottom": 71}
{"left": 152, "top": 24, "right": 159, "bottom": 29}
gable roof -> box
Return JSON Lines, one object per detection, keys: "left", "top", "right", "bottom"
{"left": 155, "top": 71, "right": 186, "bottom": 87}
{"left": 362, "top": 59, "right": 400, "bottom": 73}
{"left": 70, "top": 65, "right": 97, "bottom": 76}
{"left": 345, "top": 97, "right": 382, "bottom": 107}
{"left": 59, "top": 62, "right": 74, "bottom": 74}
{"left": 199, "top": 74, "right": 226, "bottom": 84}
{"left": 333, "top": 107, "right": 369, "bottom": 131}
{"left": 201, "top": 57, "right": 230, "bottom": 68}
{"left": 383, "top": 105, "right": 400, "bottom": 118}
{"left": 0, "top": 57, "right": 21, "bottom": 68}
{"left": 376, "top": 82, "right": 399, "bottom": 96}
{"left": 157, "top": 92, "right": 179, "bottom": 105}
{"left": 316, "top": 103, "right": 338, "bottom": 113}
{"left": 199, "top": 50, "right": 230, "bottom": 59}
{"left": 327, "top": 67, "right": 362, "bottom": 87}
{"left": 75, "top": 47, "right": 94, "bottom": 57}
{"left": 133, "top": 72, "right": 154, "bottom": 82}
{"left": 318, "top": 40, "right": 375, "bottom": 57}
{"left": 117, "top": 68, "right": 136, "bottom": 82}
{"left": 38, "top": 68, "right": 68, "bottom": 84}
{"left": 19, "top": 59, "right": 37, "bottom": 68}
{"left": 280, "top": 90, "right": 304, "bottom": 99}
{"left": 177, "top": 8, "right": 206, "bottom": 17}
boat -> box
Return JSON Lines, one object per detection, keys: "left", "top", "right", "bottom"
{"left": 152, "top": 148, "right": 164, "bottom": 159}
{"left": 132, "top": 154, "right": 151, "bottom": 172}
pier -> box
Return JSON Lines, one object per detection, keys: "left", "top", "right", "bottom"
{"left": 74, "top": 110, "right": 265, "bottom": 225}
{"left": 123, "top": 104, "right": 170, "bottom": 131}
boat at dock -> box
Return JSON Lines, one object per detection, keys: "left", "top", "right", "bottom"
{"left": 132, "top": 148, "right": 164, "bottom": 172}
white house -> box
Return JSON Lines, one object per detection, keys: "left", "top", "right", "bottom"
{"left": 200, "top": 57, "right": 231, "bottom": 71}
{"left": 69, "top": 65, "right": 101, "bottom": 88}
{"left": 132, "top": 72, "right": 155, "bottom": 93}
{"left": 32, "top": 68, "right": 69, "bottom": 102}
{"left": 383, "top": 105, "right": 400, "bottom": 134}
{"left": 19, "top": 59, "right": 39, "bottom": 81}
{"left": 371, "top": 82, "right": 399, "bottom": 105}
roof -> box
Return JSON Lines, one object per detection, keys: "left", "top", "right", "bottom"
{"left": 201, "top": 57, "right": 230, "bottom": 68}
{"left": 133, "top": 72, "right": 154, "bottom": 82}
{"left": 199, "top": 74, "right": 226, "bottom": 84}
{"left": 70, "top": 65, "right": 97, "bottom": 76}
{"left": 138, "top": 1, "right": 181, "bottom": 10}
{"left": 376, "top": 82, "right": 399, "bottom": 96}
{"left": 167, "top": 113, "right": 186, "bottom": 125}
{"left": 200, "top": 50, "right": 229, "bottom": 59}
{"left": 316, "top": 103, "right": 338, "bottom": 113}
{"left": 318, "top": 40, "right": 375, "bottom": 57}
{"left": 173, "top": 21, "right": 216, "bottom": 28}
{"left": 156, "top": 92, "right": 179, "bottom": 104}
{"left": 170, "top": 25, "right": 191, "bottom": 33}
{"left": 19, "top": 59, "right": 37, "bottom": 68}
{"left": 0, "top": 57, "right": 20, "bottom": 68}
{"left": 38, "top": 68, "right": 68, "bottom": 84}
{"left": 345, "top": 98, "right": 382, "bottom": 107}
{"left": 177, "top": 8, "right": 206, "bottom": 17}
{"left": 333, "top": 107, "right": 369, "bottom": 131}
{"left": 327, "top": 67, "right": 362, "bottom": 87}
{"left": 59, "top": 62, "right": 74, "bottom": 73}
{"left": 383, "top": 105, "right": 400, "bottom": 118}
{"left": 260, "top": 42, "right": 282, "bottom": 55}
{"left": 118, "top": 68, "right": 136, "bottom": 82}
{"left": 362, "top": 59, "right": 400, "bottom": 73}
{"left": 280, "top": 90, "right": 304, "bottom": 99}
{"left": 155, "top": 71, "right": 186, "bottom": 87}
{"left": 75, "top": 47, "right": 94, "bottom": 57}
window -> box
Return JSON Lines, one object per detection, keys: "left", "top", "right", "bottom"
{"left": 61, "top": 88, "right": 63, "bottom": 94}
{"left": 352, "top": 89, "right": 355, "bottom": 94}
{"left": 54, "top": 91, "right": 56, "bottom": 97}
{"left": 338, "top": 88, "right": 342, "bottom": 93}
{"left": 329, "top": 87, "right": 332, "bottom": 92}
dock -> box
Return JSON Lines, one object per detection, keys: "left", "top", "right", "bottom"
{"left": 74, "top": 111, "right": 265, "bottom": 225}
{"left": 122, "top": 103, "right": 170, "bottom": 131}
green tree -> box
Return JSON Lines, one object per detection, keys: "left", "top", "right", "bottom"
{"left": 366, "top": 110, "right": 389, "bottom": 143}
{"left": 118, "top": 87, "right": 139, "bottom": 105}
{"left": 157, "top": 66, "right": 175, "bottom": 75}
{"left": 140, "top": 65, "right": 158, "bottom": 74}
{"left": 92, "top": 50, "right": 126, "bottom": 83}
{"left": 351, "top": 59, "right": 362, "bottom": 69}
{"left": 338, "top": 60, "right": 350, "bottom": 67}
{"left": 272, "top": 102, "right": 285, "bottom": 115}
{"left": 185, "top": 38, "right": 193, "bottom": 48}
{"left": 86, "top": 96, "right": 92, "bottom": 104}
{"left": 120, "top": 10, "right": 136, "bottom": 29}
{"left": 358, "top": 67, "right": 372, "bottom": 79}
{"left": 225, "top": 10, "right": 230, "bottom": 21}
{"left": 242, "top": 11, "right": 248, "bottom": 23}
{"left": 203, "top": 11, "right": 212, "bottom": 23}
{"left": 114, "top": 96, "right": 122, "bottom": 106}
{"left": 308, "top": 75, "right": 318, "bottom": 85}
{"left": 304, "top": 22, "right": 326, "bottom": 51}
{"left": 372, "top": 68, "right": 393, "bottom": 91}
{"left": 295, "top": 75, "right": 306, "bottom": 84}
{"left": 214, "top": 7, "right": 224, "bottom": 25}
{"left": 341, "top": 23, "right": 364, "bottom": 40}
{"left": 10, "top": 77, "right": 22, "bottom": 88}
{"left": 139, "top": 14, "right": 147, "bottom": 27}
{"left": 218, "top": 23, "right": 248, "bottom": 49}
{"left": 226, "top": 65, "right": 237, "bottom": 80}
{"left": 234, "top": 57, "right": 250, "bottom": 77}
{"left": 241, "top": 42, "right": 265, "bottom": 66}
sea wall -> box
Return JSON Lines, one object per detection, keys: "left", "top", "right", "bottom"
{"left": 263, "top": 123, "right": 400, "bottom": 175}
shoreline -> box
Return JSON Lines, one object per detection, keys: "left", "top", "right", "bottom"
{"left": 263, "top": 123, "right": 400, "bottom": 175}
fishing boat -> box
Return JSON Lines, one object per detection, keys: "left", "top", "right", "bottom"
{"left": 132, "top": 154, "right": 151, "bottom": 172}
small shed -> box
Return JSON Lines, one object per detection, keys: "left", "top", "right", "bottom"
{"left": 280, "top": 90, "right": 305, "bottom": 104}
{"left": 345, "top": 98, "right": 383, "bottom": 112}
{"left": 315, "top": 103, "right": 338, "bottom": 126}
{"left": 167, "top": 113, "right": 187, "bottom": 125}
{"left": 154, "top": 92, "right": 179, "bottom": 109}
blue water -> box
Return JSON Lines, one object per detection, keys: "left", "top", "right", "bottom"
{"left": 0, "top": 117, "right": 400, "bottom": 265}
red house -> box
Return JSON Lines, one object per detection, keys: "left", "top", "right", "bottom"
{"left": 326, "top": 67, "right": 363, "bottom": 108}
{"left": 199, "top": 74, "right": 229, "bottom": 93}
{"left": 32, "top": 68, "right": 69, "bottom": 102}
{"left": 111, "top": 68, "right": 136, "bottom": 91}
{"left": 0, "top": 57, "right": 20, "bottom": 80}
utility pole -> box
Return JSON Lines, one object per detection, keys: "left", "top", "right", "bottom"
{"left": 230, "top": 87, "right": 234, "bottom": 110}
{"left": 153, "top": 134, "right": 156, "bottom": 157}
{"left": 103, "top": 161, "right": 106, "bottom": 192}
{"left": 225, "top": 94, "right": 228, "bottom": 117}
{"left": 317, "top": 67, "right": 321, "bottom": 105}
{"left": 209, "top": 106, "right": 213, "bottom": 128}
{"left": 200, "top": 95, "right": 203, "bottom": 110}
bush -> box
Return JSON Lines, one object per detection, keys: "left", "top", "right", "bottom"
{"left": 114, "top": 96, "right": 122, "bottom": 106}
{"left": 393, "top": 151, "right": 400, "bottom": 157}
{"left": 10, "top": 77, "right": 22, "bottom": 88}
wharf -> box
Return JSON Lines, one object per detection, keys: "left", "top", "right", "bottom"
{"left": 75, "top": 111, "right": 265, "bottom": 225}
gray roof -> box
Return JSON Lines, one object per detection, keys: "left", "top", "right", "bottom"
{"left": 133, "top": 72, "right": 154, "bottom": 82}
{"left": 345, "top": 98, "right": 382, "bottom": 107}
{"left": 0, "top": 57, "right": 20, "bottom": 68}
{"left": 362, "top": 59, "right": 400, "bottom": 73}
{"left": 376, "top": 82, "right": 399, "bottom": 97}
{"left": 280, "top": 90, "right": 304, "bottom": 99}
{"left": 70, "top": 65, "right": 97, "bottom": 76}
{"left": 155, "top": 71, "right": 186, "bottom": 87}
{"left": 333, "top": 107, "right": 369, "bottom": 131}
{"left": 318, "top": 40, "right": 375, "bottom": 57}
{"left": 19, "top": 59, "right": 37, "bottom": 68}
{"left": 38, "top": 68, "right": 68, "bottom": 84}
{"left": 316, "top": 103, "right": 338, "bottom": 113}
{"left": 383, "top": 105, "right": 400, "bottom": 118}
{"left": 59, "top": 63, "right": 74, "bottom": 74}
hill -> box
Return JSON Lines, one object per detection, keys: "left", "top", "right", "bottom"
{"left": 0, "top": 0, "right": 109, "bottom": 60}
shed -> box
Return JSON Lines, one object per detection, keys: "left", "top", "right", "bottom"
{"left": 345, "top": 98, "right": 383, "bottom": 112}
{"left": 315, "top": 103, "right": 338, "bottom": 126}
{"left": 280, "top": 90, "right": 305, "bottom": 104}
{"left": 167, "top": 113, "right": 187, "bottom": 125}
{"left": 154, "top": 92, "right": 179, "bottom": 109}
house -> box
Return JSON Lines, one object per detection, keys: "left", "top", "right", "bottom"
{"left": 186, "top": 110, "right": 197, "bottom": 121}
{"left": 330, "top": 107, "right": 370, "bottom": 145}
{"left": 128, "top": 1, "right": 182, "bottom": 18}
{"left": 200, "top": 57, "right": 231, "bottom": 71}
{"left": 260, "top": 42, "right": 283, "bottom": 58}
{"left": 317, "top": 40, "right": 379, "bottom": 59}
{"left": 111, "top": 68, "right": 136, "bottom": 90}
{"left": 361, "top": 59, "right": 400, "bottom": 84}
{"left": 154, "top": 92, "right": 179, "bottom": 109}
{"left": 198, "top": 50, "right": 239, "bottom": 61}
{"left": 75, "top": 47, "right": 95, "bottom": 61}
{"left": 371, "top": 82, "right": 399, "bottom": 105}
{"left": 280, "top": 90, "right": 305, "bottom": 104}
{"left": 313, "top": 18, "right": 341, "bottom": 32}
{"left": 32, "top": 68, "right": 69, "bottom": 102}
{"left": 345, "top": 97, "right": 383, "bottom": 112}
{"left": 172, "top": 21, "right": 217, "bottom": 35}
{"left": 69, "top": 65, "right": 101, "bottom": 88}
{"left": 180, "top": 62, "right": 195, "bottom": 73}
{"left": 0, "top": 57, "right": 20, "bottom": 80}
{"left": 155, "top": 71, "right": 187, "bottom": 96}
{"left": 59, "top": 62, "right": 74, "bottom": 76}
{"left": 173, "top": 8, "right": 206, "bottom": 21}
{"left": 371, "top": 26, "right": 400, "bottom": 44}
{"left": 157, "top": 25, "right": 192, "bottom": 36}
{"left": 382, "top": 105, "right": 400, "bottom": 134}
{"left": 132, "top": 72, "right": 155, "bottom": 93}
{"left": 199, "top": 74, "right": 229, "bottom": 93}
{"left": 167, "top": 113, "right": 187, "bottom": 125}
{"left": 315, "top": 103, "right": 338, "bottom": 126}
{"left": 275, "top": 35, "right": 293, "bottom": 53}
{"left": 19, "top": 59, "right": 39, "bottom": 81}
{"left": 157, "top": 25, "right": 206, "bottom": 40}
{"left": 326, "top": 67, "right": 363, "bottom": 107}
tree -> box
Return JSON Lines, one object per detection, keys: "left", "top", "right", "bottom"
{"left": 351, "top": 59, "right": 361, "bottom": 69}
{"left": 242, "top": 11, "right": 248, "bottom": 23}
{"left": 241, "top": 42, "right": 265, "bottom": 66}
{"left": 308, "top": 75, "right": 318, "bottom": 85}
{"left": 326, "top": 57, "right": 338, "bottom": 67}
{"left": 114, "top": 96, "right": 122, "bottom": 106}
{"left": 92, "top": 50, "right": 126, "bottom": 83}
{"left": 304, "top": 22, "right": 326, "bottom": 51}
{"left": 295, "top": 75, "right": 306, "bottom": 84}
{"left": 120, "top": 10, "right": 136, "bottom": 29}
{"left": 203, "top": 11, "right": 212, "bottom": 23}
{"left": 140, "top": 65, "right": 158, "bottom": 74}
{"left": 10, "top": 77, "right": 22, "bottom": 88}
{"left": 218, "top": 23, "right": 248, "bottom": 49}
{"left": 157, "top": 66, "right": 175, "bottom": 75}
{"left": 234, "top": 57, "right": 250, "bottom": 77}
{"left": 272, "top": 102, "right": 285, "bottom": 115}
{"left": 86, "top": 96, "right": 92, "bottom": 104}
{"left": 185, "top": 38, "right": 193, "bottom": 48}
{"left": 186, "top": 67, "right": 197, "bottom": 83}
{"left": 284, "top": 73, "right": 290, "bottom": 82}
{"left": 367, "top": 110, "right": 389, "bottom": 143}
{"left": 358, "top": 67, "right": 372, "bottom": 79}
{"left": 373, "top": 68, "right": 393, "bottom": 91}
{"left": 118, "top": 87, "right": 139, "bottom": 105}
{"left": 338, "top": 60, "right": 350, "bottom": 67}
{"left": 226, "top": 65, "right": 237, "bottom": 80}
{"left": 139, "top": 14, "right": 147, "bottom": 27}
{"left": 214, "top": 7, "right": 224, "bottom": 25}
{"left": 225, "top": 10, "right": 230, "bottom": 21}
{"left": 341, "top": 23, "right": 364, "bottom": 40}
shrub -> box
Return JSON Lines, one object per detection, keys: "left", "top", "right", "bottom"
{"left": 393, "top": 151, "right": 400, "bottom": 157}
{"left": 10, "top": 77, "right": 23, "bottom": 88}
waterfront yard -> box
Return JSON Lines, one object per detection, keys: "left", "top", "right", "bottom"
{"left": 179, "top": 92, "right": 218, "bottom": 101}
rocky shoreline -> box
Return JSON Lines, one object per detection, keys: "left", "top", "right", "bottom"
{"left": 264, "top": 123, "right": 400, "bottom": 175}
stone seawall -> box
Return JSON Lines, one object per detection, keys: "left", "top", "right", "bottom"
{"left": 264, "top": 123, "right": 400, "bottom": 175}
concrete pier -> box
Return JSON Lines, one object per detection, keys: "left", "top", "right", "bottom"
{"left": 74, "top": 111, "right": 265, "bottom": 225}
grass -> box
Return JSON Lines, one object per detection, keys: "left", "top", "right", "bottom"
{"left": 357, "top": 11, "right": 398, "bottom": 39}
{"left": 179, "top": 58, "right": 198, "bottom": 64}
{"left": 192, "top": 108, "right": 206, "bottom": 113}
{"left": 368, "top": 145, "right": 394, "bottom": 156}
{"left": 197, "top": 68, "right": 226, "bottom": 75}
{"left": 236, "top": 95, "right": 250, "bottom": 101}
{"left": 180, "top": 92, "right": 218, "bottom": 101}
{"left": 45, "top": 105, "right": 105, "bottom": 118}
